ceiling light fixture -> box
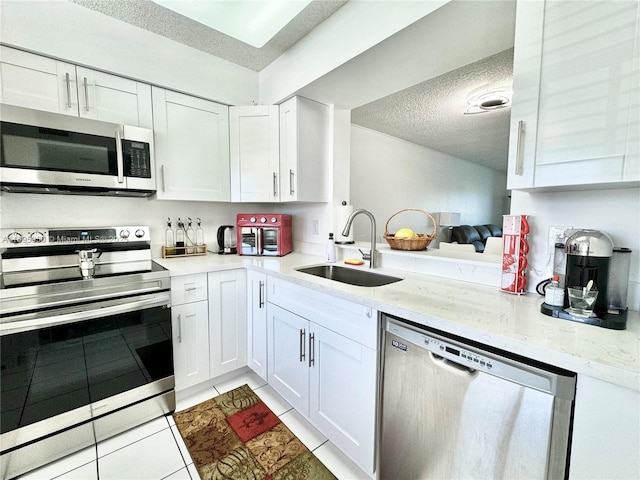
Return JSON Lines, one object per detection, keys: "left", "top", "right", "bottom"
{"left": 464, "top": 90, "right": 512, "bottom": 115}
{"left": 152, "top": 0, "right": 312, "bottom": 48}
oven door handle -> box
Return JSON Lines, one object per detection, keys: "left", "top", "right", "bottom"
{"left": 0, "top": 293, "right": 171, "bottom": 335}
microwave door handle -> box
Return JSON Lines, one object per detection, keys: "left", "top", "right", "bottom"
{"left": 116, "top": 127, "right": 125, "bottom": 184}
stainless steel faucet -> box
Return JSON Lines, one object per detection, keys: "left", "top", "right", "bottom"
{"left": 341, "top": 209, "right": 377, "bottom": 268}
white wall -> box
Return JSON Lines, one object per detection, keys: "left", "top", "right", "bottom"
{"left": 349, "top": 125, "right": 508, "bottom": 241}
{"left": 511, "top": 188, "right": 640, "bottom": 311}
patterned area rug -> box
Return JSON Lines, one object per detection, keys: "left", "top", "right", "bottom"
{"left": 173, "top": 384, "right": 338, "bottom": 480}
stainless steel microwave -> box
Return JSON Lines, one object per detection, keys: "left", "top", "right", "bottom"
{"left": 0, "top": 104, "right": 156, "bottom": 196}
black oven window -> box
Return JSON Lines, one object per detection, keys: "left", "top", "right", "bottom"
{"left": 0, "top": 305, "right": 172, "bottom": 434}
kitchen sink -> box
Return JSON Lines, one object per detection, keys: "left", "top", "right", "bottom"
{"left": 295, "top": 265, "right": 403, "bottom": 287}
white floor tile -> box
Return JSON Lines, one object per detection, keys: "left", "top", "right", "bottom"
{"left": 97, "top": 428, "right": 186, "bottom": 480}
{"left": 162, "top": 466, "right": 192, "bottom": 479}
{"left": 56, "top": 461, "right": 98, "bottom": 480}
{"left": 175, "top": 386, "right": 218, "bottom": 412}
{"left": 17, "top": 447, "right": 96, "bottom": 480}
{"left": 186, "top": 463, "right": 200, "bottom": 480}
{"left": 97, "top": 416, "right": 170, "bottom": 458}
{"left": 279, "top": 409, "right": 327, "bottom": 451}
{"left": 170, "top": 424, "right": 193, "bottom": 465}
{"left": 213, "top": 371, "right": 267, "bottom": 394}
{"left": 314, "top": 441, "right": 372, "bottom": 480}
{"left": 254, "top": 383, "right": 292, "bottom": 416}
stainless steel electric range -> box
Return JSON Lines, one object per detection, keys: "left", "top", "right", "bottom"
{"left": 0, "top": 226, "right": 174, "bottom": 480}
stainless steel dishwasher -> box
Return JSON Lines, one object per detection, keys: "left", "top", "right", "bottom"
{"left": 380, "top": 313, "right": 576, "bottom": 480}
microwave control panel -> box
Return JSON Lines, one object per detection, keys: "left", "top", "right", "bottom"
{"left": 123, "top": 140, "right": 151, "bottom": 178}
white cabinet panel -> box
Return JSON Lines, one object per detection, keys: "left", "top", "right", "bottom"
{"left": 279, "top": 96, "right": 330, "bottom": 202}
{"left": 172, "top": 300, "right": 210, "bottom": 391}
{"left": 170, "top": 273, "right": 208, "bottom": 305}
{"left": 247, "top": 270, "right": 268, "bottom": 379}
{"left": 267, "top": 302, "right": 309, "bottom": 415}
{"left": 76, "top": 67, "right": 152, "bottom": 128}
{"left": 507, "top": 0, "right": 640, "bottom": 190}
{"left": 229, "top": 105, "right": 280, "bottom": 202}
{"left": 309, "top": 323, "right": 377, "bottom": 472}
{"left": 152, "top": 87, "right": 230, "bottom": 201}
{"left": 0, "top": 46, "right": 77, "bottom": 116}
{"left": 570, "top": 375, "right": 639, "bottom": 479}
{"left": 208, "top": 269, "right": 247, "bottom": 378}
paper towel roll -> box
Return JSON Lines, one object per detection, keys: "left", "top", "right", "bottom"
{"left": 335, "top": 203, "right": 354, "bottom": 244}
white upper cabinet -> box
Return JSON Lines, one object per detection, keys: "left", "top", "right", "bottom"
{"left": 507, "top": 0, "right": 640, "bottom": 190}
{"left": 0, "top": 46, "right": 77, "bottom": 116}
{"left": 279, "top": 96, "right": 330, "bottom": 202}
{"left": 0, "top": 46, "right": 152, "bottom": 127}
{"left": 152, "top": 87, "right": 230, "bottom": 202}
{"left": 76, "top": 67, "right": 152, "bottom": 128}
{"left": 229, "top": 105, "right": 280, "bottom": 202}
{"left": 229, "top": 96, "right": 330, "bottom": 203}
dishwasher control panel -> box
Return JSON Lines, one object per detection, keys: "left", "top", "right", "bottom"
{"left": 385, "top": 317, "right": 560, "bottom": 395}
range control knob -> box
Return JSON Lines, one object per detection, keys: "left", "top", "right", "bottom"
{"left": 7, "top": 232, "right": 23, "bottom": 244}
{"left": 260, "top": 217, "right": 267, "bottom": 223}
{"left": 31, "top": 231, "right": 46, "bottom": 244}
{"left": 119, "top": 229, "right": 130, "bottom": 239}
{"left": 135, "top": 229, "right": 145, "bottom": 238}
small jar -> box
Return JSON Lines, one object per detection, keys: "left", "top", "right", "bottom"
{"left": 545, "top": 275, "right": 565, "bottom": 307}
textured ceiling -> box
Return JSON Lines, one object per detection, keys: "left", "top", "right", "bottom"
{"left": 352, "top": 48, "right": 514, "bottom": 172}
{"left": 70, "top": 0, "right": 347, "bottom": 71}
{"left": 70, "top": 0, "right": 514, "bottom": 172}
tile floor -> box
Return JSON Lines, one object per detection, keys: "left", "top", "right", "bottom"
{"left": 17, "top": 371, "right": 371, "bottom": 480}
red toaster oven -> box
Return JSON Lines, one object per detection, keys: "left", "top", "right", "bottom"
{"left": 236, "top": 214, "right": 292, "bottom": 256}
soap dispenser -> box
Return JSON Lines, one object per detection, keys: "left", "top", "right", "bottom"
{"left": 327, "top": 233, "right": 336, "bottom": 263}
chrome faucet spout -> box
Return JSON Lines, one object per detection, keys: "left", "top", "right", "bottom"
{"left": 341, "top": 209, "right": 377, "bottom": 268}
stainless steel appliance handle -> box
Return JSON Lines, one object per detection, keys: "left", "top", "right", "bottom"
{"left": 1, "top": 293, "right": 170, "bottom": 335}
{"left": 65, "top": 72, "right": 72, "bottom": 109}
{"left": 116, "top": 127, "right": 125, "bottom": 184}
{"left": 299, "top": 328, "right": 306, "bottom": 362}
{"left": 257, "top": 228, "right": 264, "bottom": 255}
{"left": 83, "top": 77, "right": 90, "bottom": 112}
{"left": 273, "top": 172, "right": 278, "bottom": 197}
{"left": 515, "top": 120, "right": 524, "bottom": 176}
{"left": 289, "top": 169, "right": 295, "bottom": 195}
{"left": 309, "top": 332, "right": 315, "bottom": 367}
{"left": 259, "top": 280, "right": 265, "bottom": 308}
{"left": 430, "top": 352, "right": 477, "bottom": 375}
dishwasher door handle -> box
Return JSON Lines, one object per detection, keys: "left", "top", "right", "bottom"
{"left": 430, "top": 352, "right": 477, "bottom": 376}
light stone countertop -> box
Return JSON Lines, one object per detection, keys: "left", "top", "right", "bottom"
{"left": 155, "top": 252, "right": 640, "bottom": 392}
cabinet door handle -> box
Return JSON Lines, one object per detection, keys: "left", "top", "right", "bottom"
{"left": 65, "top": 72, "right": 72, "bottom": 109}
{"left": 83, "top": 77, "right": 90, "bottom": 112}
{"left": 299, "top": 328, "right": 306, "bottom": 362}
{"left": 289, "top": 169, "right": 295, "bottom": 195}
{"left": 515, "top": 120, "right": 525, "bottom": 176}
{"left": 309, "top": 332, "right": 315, "bottom": 367}
{"left": 161, "top": 165, "right": 166, "bottom": 192}
{"left": 258, "top": 281, "right": 265, "bottom": 308}
{"left": 177, "top": 313, "right": 182, "bottom": 343}
{"left": 273, "top": 172, "right": 278, "bottom": 197}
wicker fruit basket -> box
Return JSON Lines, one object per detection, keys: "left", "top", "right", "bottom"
{"left": 383, "top": 208, "right": 438, "bottom": 251}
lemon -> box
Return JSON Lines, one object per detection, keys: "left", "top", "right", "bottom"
{"left": 395, "top": 227, "right": 417, "bottom": 239}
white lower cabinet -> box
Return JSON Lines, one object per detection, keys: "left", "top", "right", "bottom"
{"left": 171, "top": 270, "right": 246, "bottom": 391}
{"left": 208, "top": 269, "right": 247, "bottom": 378}
{"left": 171, "top": 273, "right": 210, "bottom": 391}
{"left": 570, "top": 376, "right": 640, "bottom": 479}
{"left": 266, "top": 276, "right": 378, "bottom": 475}
{"left": 172, "top": 300, "right": 210, "bottom": 391}
{"left": 246, "top": 270, "right": 268, "bottom": 380}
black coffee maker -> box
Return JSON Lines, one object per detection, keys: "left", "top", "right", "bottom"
{"left": 541, "top": 229, "right": 631, "bottom": 330}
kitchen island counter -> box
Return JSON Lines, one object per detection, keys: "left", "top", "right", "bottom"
{"left": 155, "top": 252, "right": 639, "bottom": 391}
